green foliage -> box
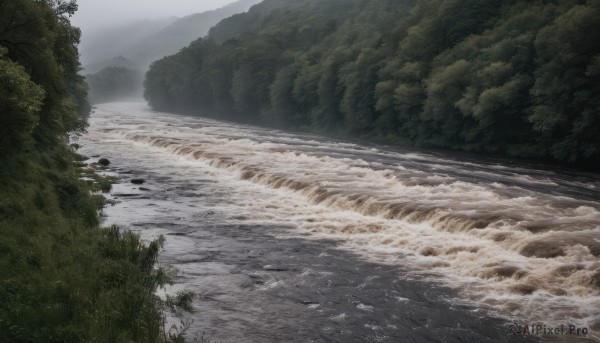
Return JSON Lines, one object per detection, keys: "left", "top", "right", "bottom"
{"left": 166, "top": 290, "right": 197, "bottom": 315}
{"left": 1, "top": 1, "right": 192, "bottom": 341}
{"left": 0, "top": 47, "right": 45, "bottom": 151}
{"left": 145, "top": 0, "right": 600, "bottom": 168}
{"left": 0, "top": 0, "right": 89, "bottom": 147}
{"left": 0, "top": 146, "right": 193, "bottom": 343}
{"left": 529, "top": 0, "right": 600, "bottom": 162}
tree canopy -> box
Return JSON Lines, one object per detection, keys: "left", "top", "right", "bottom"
{"left": 0, "top": 0, "right": 89, "bottom": 151}
{"left": 145, "top": 0, "right": 600, "bottom": 169}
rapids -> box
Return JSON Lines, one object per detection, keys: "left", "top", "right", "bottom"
{"left": 78, "top": 102, "right": 600, "bottom": 342}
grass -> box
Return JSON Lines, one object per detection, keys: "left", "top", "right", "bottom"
{"left": 0, "top": 147, "right": 195, "bottom": 342}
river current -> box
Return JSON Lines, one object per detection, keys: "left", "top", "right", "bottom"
{"left": 78, "top": 102, "right": 600, "bottom": 342}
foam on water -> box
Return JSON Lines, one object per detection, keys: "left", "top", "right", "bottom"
{"left": 79, "top": 103, "right": 600, "bottom": 338}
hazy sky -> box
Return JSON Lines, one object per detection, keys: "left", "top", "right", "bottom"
{"left": 72, "top": 0, "right": 238, "bottom": 32}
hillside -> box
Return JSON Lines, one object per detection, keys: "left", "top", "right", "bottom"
{"left": 84, "top": 56, "right": 138, "bottom": 74}
{"left": 82, "top": 0, "right": 261, "bottom": 72}
{"left": 124, "top": 0, "right": 262, "bottom": 68}
{"left": 208, "top": 0, "right": 311, "bottom": 43}
{"left": 145, "top": 0, "right": 600, "bottom": 169}
{"left": 79, "top": 17, "right": 178, "bottom": 70}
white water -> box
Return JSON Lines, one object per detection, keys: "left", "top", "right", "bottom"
{"left": 79, "top": 103, "right": 600, "bottom": 340}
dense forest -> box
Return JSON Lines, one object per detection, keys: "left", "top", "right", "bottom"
{"left": 0, "top": 1, "right": 189, "bottom": 341}
{"left": 145, "top": 0, "right": 600, "bottom": 169}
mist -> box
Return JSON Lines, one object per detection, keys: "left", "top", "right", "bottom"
{"left": 72, "top": 0, "right": 238, "bottom": 33}
{"left": 74, "top": 0, "right": 260, "bottom": 104}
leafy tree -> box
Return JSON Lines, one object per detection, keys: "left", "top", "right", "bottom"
{"left": 0, "top": 47, "right": 45, "bottom": 152}
{"left": 0, "top": 0, "right": 88, "bottom": 146}
{"left": 264, "top": 63, "right": 302, "bottom": 127}
{"left": 530, "top": 0, "right": 600, "bottom": 162}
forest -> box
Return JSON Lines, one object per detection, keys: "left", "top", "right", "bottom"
{"left": 145, "top": 0, "right": 600, "bottom": 169}
{"left": 0, "top": 1, "right": 189, "bottom": 341}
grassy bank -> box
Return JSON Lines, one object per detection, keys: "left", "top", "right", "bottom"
{"left": 1, "top": 1, "right": 194, "bottom": 340}
{"left": 0, "top": 147, "right": 193, "bottom": 342}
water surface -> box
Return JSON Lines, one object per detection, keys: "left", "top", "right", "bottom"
{"left": 78, "top": 102, "right": 600, "bottom": 342}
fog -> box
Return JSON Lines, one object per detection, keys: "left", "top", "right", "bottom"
{"left": 75, "top": 0, "right": 260, "bottom": 103}
{"left": 72, "top": 0, "right": 238, "bottom": 33}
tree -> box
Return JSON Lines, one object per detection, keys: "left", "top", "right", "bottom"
{"left": 0, "top": 0, "right": 88, "bottom": 145}
{"left": 0, "top": 47, "right": 45, "bottom": 151}
{"left": 530, "top": 0, "right": 600, "bottom": 162}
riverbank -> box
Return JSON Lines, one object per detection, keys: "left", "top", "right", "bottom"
{"left": 0, "top": 146, "right": 191, "bottom": 341}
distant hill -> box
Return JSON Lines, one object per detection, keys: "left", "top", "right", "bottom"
{"left": 124, "top": 0, "right": 262, "bottom": 68}
{"left": 84, "top": 56, "right": 138, "bottom": 75}
{"left": 86, "top": 66, "right": 143, "bottom": 104}
{"left": 81, "top": 0, "right": 261, "bottom": 72}
{"left": 79, "top": 17, "right": 178, "bottom": 70}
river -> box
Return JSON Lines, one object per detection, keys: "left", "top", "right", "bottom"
{"left": 78, "top": 102, "right": 600, "bottom": 342}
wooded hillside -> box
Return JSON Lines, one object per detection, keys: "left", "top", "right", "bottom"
{"left": 145, "top": 0, "right": 600, "bottom": 168}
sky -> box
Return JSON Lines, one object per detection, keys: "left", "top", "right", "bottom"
{"left": 72, "top": 0, "right": 238, "bottom": 32}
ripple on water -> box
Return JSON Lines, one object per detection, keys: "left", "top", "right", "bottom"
{"left": 79, "top": 102, "right": 600, "bottom": 342}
